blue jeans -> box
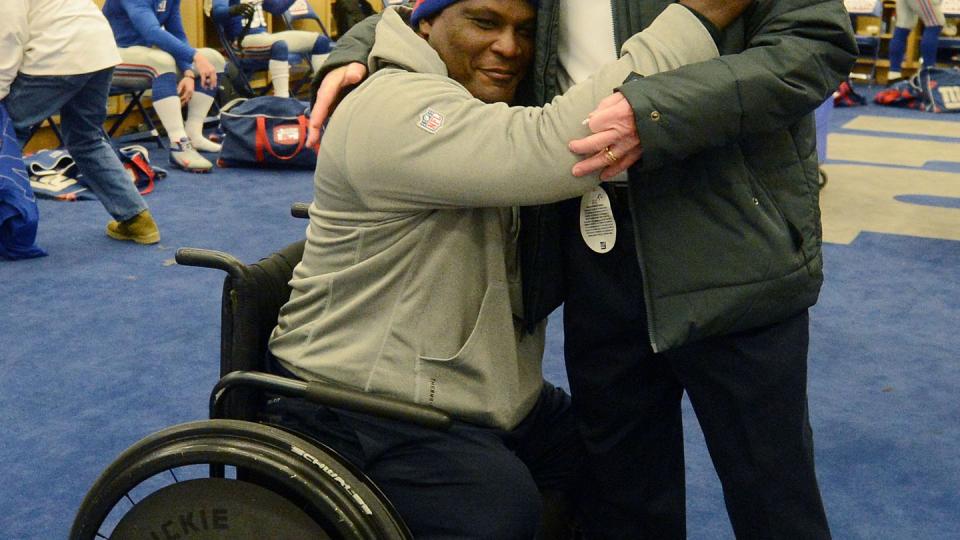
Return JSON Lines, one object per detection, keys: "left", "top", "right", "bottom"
{"left": 6, "top": 68, "right": 147, "bottom": 221}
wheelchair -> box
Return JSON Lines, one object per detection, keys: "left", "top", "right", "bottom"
{"left": 70, "top": 204, "right": 452, "bottom": 539}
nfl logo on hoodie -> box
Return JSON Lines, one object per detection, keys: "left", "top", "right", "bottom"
{"left": 418, "top": 108, "right": 444, "bottom": 134}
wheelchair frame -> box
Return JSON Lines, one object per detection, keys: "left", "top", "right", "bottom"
{"left": 70, "top": 205, "right": 451, "bottom": 539}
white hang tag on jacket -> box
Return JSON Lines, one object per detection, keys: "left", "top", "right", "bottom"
{"left": 580, "top": 186, "right": 617, "bottom": 254}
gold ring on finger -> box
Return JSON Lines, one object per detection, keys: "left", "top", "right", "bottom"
{"left": 604, "top": 146, "right": 620, "bottom": 164}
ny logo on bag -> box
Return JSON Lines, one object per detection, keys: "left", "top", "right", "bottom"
{"left": 937, "top": 85, "right": 960, "bottom": 110}
{"left": 920, "top": 68, "right": 960, "bottom": 113}
{"left": 273, "top": 125, "right": 302, "bottom": 145}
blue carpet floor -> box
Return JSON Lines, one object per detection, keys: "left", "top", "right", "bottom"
{"left": 1, "top": 93, "right": 958, "bottom": 537}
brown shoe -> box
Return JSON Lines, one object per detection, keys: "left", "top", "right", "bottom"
{"left": 106, "top": 209, "right": 161, "bottom": 244}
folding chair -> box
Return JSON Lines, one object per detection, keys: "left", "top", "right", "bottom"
{"left": 279, "top": 0, "right": 337, "bottom": 97}
{"left": 23, "top": 117, "right": 64, "bottom": 149}
{"left": 23, "top": 83, "right": 163, "bottom": 150}
{"left": 105, "top": 83, "right": 166, "bottom": 149}
{"left": 282, "top": 0, "right": 331, "bottom": 37}
{"left": 214, "top": 20, "right": 316, "bottom": 99}
{"left": 846, "top": 0, "right": 885, "bottom": 82}
{"left": 214, "top": 22, "right": 274, "bottom": 98}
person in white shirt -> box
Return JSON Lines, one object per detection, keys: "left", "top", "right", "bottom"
{"left": 0, "top": 0, "right": 160, "bottom": 245}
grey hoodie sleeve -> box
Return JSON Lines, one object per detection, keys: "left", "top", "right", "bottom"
{"left": 330, "top": 5, "right": 719, "bottom": 210}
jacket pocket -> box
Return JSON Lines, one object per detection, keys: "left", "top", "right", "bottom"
{"left": 744, "top": 165, "right": 804, "bottom": 257}
{"left": 415, "top": 283, "right": 514, "bottom": 410}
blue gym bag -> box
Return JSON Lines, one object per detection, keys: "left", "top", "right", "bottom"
{"left": 218, "top": 97, "right": 318, "bottom": 169}
{"left": 918, "top": 67, "right": 960, "bottom": 113}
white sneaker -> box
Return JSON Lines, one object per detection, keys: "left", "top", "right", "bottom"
{"left": 189, "top": 135, "right": 222, "bottom": 153}
{"left": 169, "top": 137, "right": 213, "bottom": 173}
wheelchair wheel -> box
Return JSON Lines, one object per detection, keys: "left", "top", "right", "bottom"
{"left": 71, "top": 419, "right": 411, "bottom": 540}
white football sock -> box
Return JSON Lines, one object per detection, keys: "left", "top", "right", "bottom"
{"left": 269, "top": 60, "right": 290, "bottom": 98}
{"left": 185, "top": 92, "right": 220, "bottom": 152}
{"left": 153, "top": 95, "right": 187, "bottom": 146}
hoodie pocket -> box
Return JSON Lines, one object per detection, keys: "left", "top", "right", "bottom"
{"left": 415, "top": 282, "right": 514, "bottom": 410}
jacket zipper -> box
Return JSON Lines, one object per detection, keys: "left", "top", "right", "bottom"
{"left": 610, "top": 0, "right": 620, "bottom": 53}
{"left": 611, "top": 0, "right": 660, "bottom": 352}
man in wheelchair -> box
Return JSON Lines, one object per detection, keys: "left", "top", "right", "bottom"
{"left": 265, "top": 0, "right": 746, "bottom": 537}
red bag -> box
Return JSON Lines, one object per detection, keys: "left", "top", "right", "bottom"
{"left": 833, "top": 80, "right": 866, "bottom": 107}
{"left": 118, "top": 145, "right": 167, "bottom": 195}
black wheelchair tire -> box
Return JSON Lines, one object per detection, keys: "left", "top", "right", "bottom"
{"left": 70, "top": 419, "right": 411, "bottom": 540}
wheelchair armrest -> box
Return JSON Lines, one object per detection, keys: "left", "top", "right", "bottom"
{"left": 211, "top": 371, "right": 453, "bottom": 431}
{"left": 175, "top": 247, "right": 247, "bottom": 280}
{"left": 290, "top": 202, "right": 310, "bottom": 219}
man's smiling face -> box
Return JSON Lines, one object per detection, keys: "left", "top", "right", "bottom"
{"left": 419, "top": 0, "right": 536, "bottom": 104}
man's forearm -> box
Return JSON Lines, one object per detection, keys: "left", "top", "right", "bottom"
{"left": 619, "top": 0, "right": 857, "bottom": 170}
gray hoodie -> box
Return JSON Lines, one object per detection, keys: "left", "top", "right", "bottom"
{"left": 269, "top": 6, "right": 717, "bottom": 429}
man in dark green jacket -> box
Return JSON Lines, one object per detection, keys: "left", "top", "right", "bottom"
{"left": 522, "top": 2, "right": 856, "bottom": 539}
{"left": 310, "top": 1, "right": 857, "bottom": 537}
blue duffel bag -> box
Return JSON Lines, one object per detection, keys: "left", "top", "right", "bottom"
{"left": 218, "top": 96, "right": 318, "bottom": 169}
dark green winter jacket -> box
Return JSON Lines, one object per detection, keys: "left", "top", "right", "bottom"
{"left": 522, "top": 0, "right": 856, "bottom": 351}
